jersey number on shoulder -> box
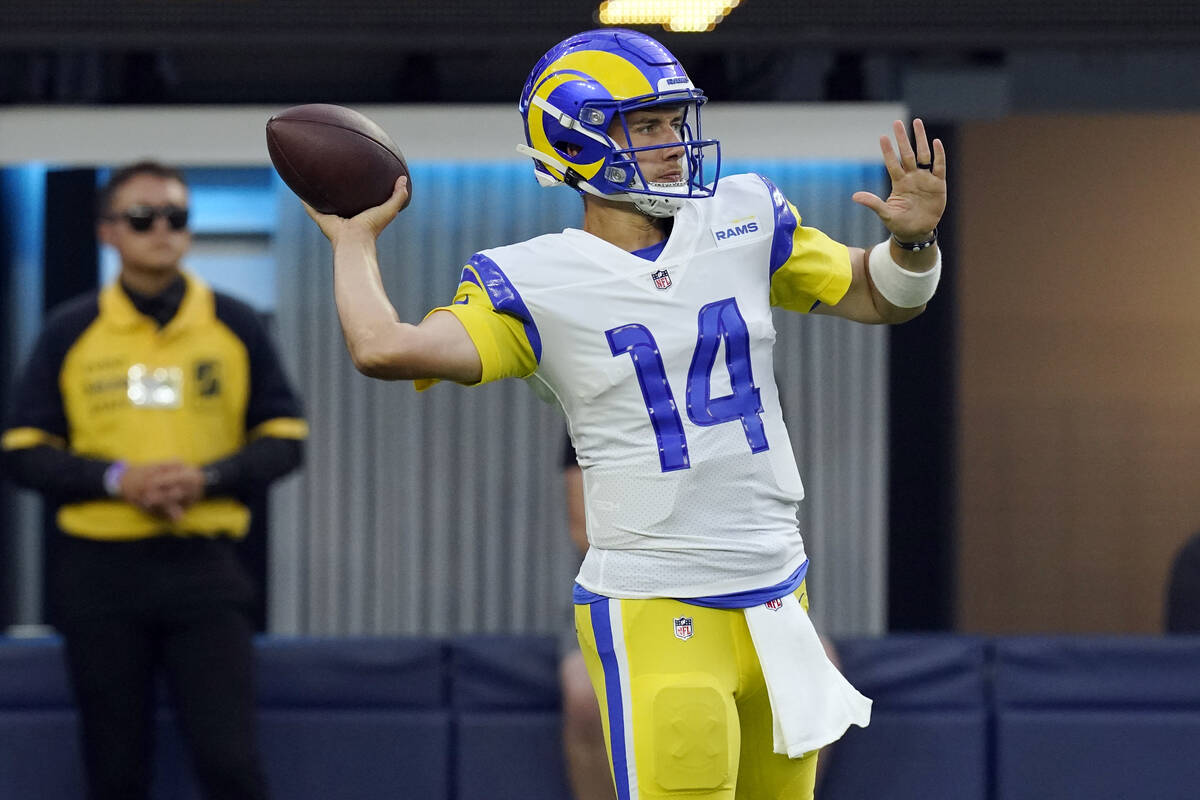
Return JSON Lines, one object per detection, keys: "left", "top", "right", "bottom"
{"left": 606, "top": 297, "right": 768, "bottom": 473}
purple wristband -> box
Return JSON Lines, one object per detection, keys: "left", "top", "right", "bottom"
{"left": 103, "top": 461, "right": 128, "bottom": 497}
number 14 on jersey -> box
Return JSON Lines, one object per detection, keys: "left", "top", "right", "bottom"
{"left": 606, "top": 296, "right": 769, "bottom": 473}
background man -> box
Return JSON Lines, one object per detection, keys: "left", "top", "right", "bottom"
{"left": 3, "top": 161, "right": 308, "bottom": 800}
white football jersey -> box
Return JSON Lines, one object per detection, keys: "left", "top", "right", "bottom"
{"left": 439, "top": 173, "right": 851, "bottom": 598}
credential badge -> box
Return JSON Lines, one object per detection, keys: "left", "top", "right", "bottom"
{"left": 652, "top": 269, "right": 672, "bottom": 290}
{"left": 673, "top": 616, "right": 694, "bottom": 641}
{"left": 127, "top": 364, "right": 182, "bottom": 409}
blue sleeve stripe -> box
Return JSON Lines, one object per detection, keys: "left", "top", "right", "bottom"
{"left": 589, "top": 599, "right": 633, "bottom": 800}
{"left": 458, "top": 266, "right": 483, "bottom": 289}
{"left": 680, "top": 559, "right": 809, "bottom": 609}
{"left": 467, "top": 253, "right": 542, "bottom": 363}
{"left": 757, "top": 174, "right": 799, "bottom": 279}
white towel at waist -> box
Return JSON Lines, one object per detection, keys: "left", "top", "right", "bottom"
{"left": 744, "top": 592, "right": 872, "bottom": 757}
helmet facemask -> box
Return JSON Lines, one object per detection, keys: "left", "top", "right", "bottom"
{"left": 599, "top": 97, "right": 719, "bottom": 217}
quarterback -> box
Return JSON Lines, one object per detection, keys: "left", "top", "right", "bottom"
{"left": 304, "top": 29, "right": 947, "bottom": 800}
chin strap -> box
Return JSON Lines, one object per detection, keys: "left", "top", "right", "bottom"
{"left": 514, "top": 145, "right": 686, "bottom": 218}
{"left": 514, "top": 144, "right": 604, "bottom": 194}
{"left": 515, "top": 145, "right": 569, "bottom": 188}
{"left": 629, "top": 192, "right": 686, "bottom": 218}
{"left": 515, "top": 144, "right": 616, "bottom": 201}
{"left": 515, "top": 144, "right": 572, "bottom": 188}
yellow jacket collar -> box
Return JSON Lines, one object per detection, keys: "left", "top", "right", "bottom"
{"left": 100, "top": 271, "right": 215, "bottom": 335}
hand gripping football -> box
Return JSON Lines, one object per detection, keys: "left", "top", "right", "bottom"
{"left": 266, "top": 103, "right": 412, "bottom": 217}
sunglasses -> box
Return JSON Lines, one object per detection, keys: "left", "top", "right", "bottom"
{"left": 108, "top": 204, "right": 190, "bottom": 232}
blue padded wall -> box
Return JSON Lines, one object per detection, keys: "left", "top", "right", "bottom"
{"left": 256, "top": 637, "right": 451, "bottom": 800}
{"left": 450, "top": 634, "right": 571, "bottom": 800}
{"left": 822, "top": 635, "right": 990, "bottom": 800}
{"left": 993, "top": 636, "right": 1200, "bottom": 800}
{"left": 0, "top": 638, "right": 85, "bottom": 798}
{"left": 0, "top": 636, "right": 453, "bottom": 800}
{"left": 5, "top": 634, "right": 1200, "bottom": 799}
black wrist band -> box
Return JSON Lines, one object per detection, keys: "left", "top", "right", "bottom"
{"left": 202, "top": 466, "right": 221, "bottom": 492}
{"left": 892, "top": 227, "right": 938, "bottom": 252}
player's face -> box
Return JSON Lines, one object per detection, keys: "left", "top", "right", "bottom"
{"left": 610, "top": 106, "right": 686, "bottom": 184}
{"left": 98, "top": 173, "right": 191, "bottom": 277}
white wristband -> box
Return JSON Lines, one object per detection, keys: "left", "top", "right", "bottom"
{"left": 867, "top": 240, "right": 941, "bottom": 308}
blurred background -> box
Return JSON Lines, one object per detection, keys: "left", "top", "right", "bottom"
{"left": 3, "top": 3, "right": 1200, "bottom": 799}
{"left": 2, "top": 0, "right": 1200, "bottom": 640}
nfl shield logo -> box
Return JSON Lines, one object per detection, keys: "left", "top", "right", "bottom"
{"left": 765, "top": 598, "right": 784, "bottom": 611}
{"left": 673, "top": 616, "right": 694, "bottom": 641}
{"left": 652, "top": 269, "right": 672, "bottom": 290}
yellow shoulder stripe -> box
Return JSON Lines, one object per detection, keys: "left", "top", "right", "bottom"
{"left": 2, "top": 427, "right": 66, "bottom": 451}
{"left": 249, "top": 418, "right": 310, "bottom": 441}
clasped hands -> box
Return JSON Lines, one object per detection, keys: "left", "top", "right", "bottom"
{"left": 117, "top": 461, "right": 206, "bottom": 522}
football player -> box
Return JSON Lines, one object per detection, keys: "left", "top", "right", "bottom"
{"left": 303, "top": 28, "right": 946, "bottom": 800}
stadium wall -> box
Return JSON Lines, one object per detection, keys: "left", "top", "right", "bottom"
{"left": 956, "top": 113, "right": 1200, "bottom": 634}
{"left": 2, "top": 633, "right": 1198, "bottom": 799}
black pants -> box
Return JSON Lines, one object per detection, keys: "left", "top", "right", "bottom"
{"left": 51, "top": 534, "right": 269, "bottom": 800}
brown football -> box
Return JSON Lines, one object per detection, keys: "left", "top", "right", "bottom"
{"left": 266, "top": 103, "right": 411, "bottom": 217}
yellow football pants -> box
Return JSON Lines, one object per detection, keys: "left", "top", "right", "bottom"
{"left": 575, "top": 585, "right": 818, "bottom": 800}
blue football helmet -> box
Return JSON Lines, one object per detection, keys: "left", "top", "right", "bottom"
{"left": 517, "top": 28, "right": 721, "bottom": 217}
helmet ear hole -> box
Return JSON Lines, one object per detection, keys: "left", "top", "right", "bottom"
{"left": 555, "top": 140, "right": 581, "bottom": 158}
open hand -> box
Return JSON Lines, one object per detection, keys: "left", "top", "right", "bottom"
{"left": 852, "top": 119, "right": 946, "bottom": 241}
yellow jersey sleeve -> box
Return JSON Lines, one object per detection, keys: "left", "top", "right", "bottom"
{"left": 414, "top": 261, "right": 539, "bottom": 391}
{"left": 768, "top": 199, "right": 854, "bottom": 313}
